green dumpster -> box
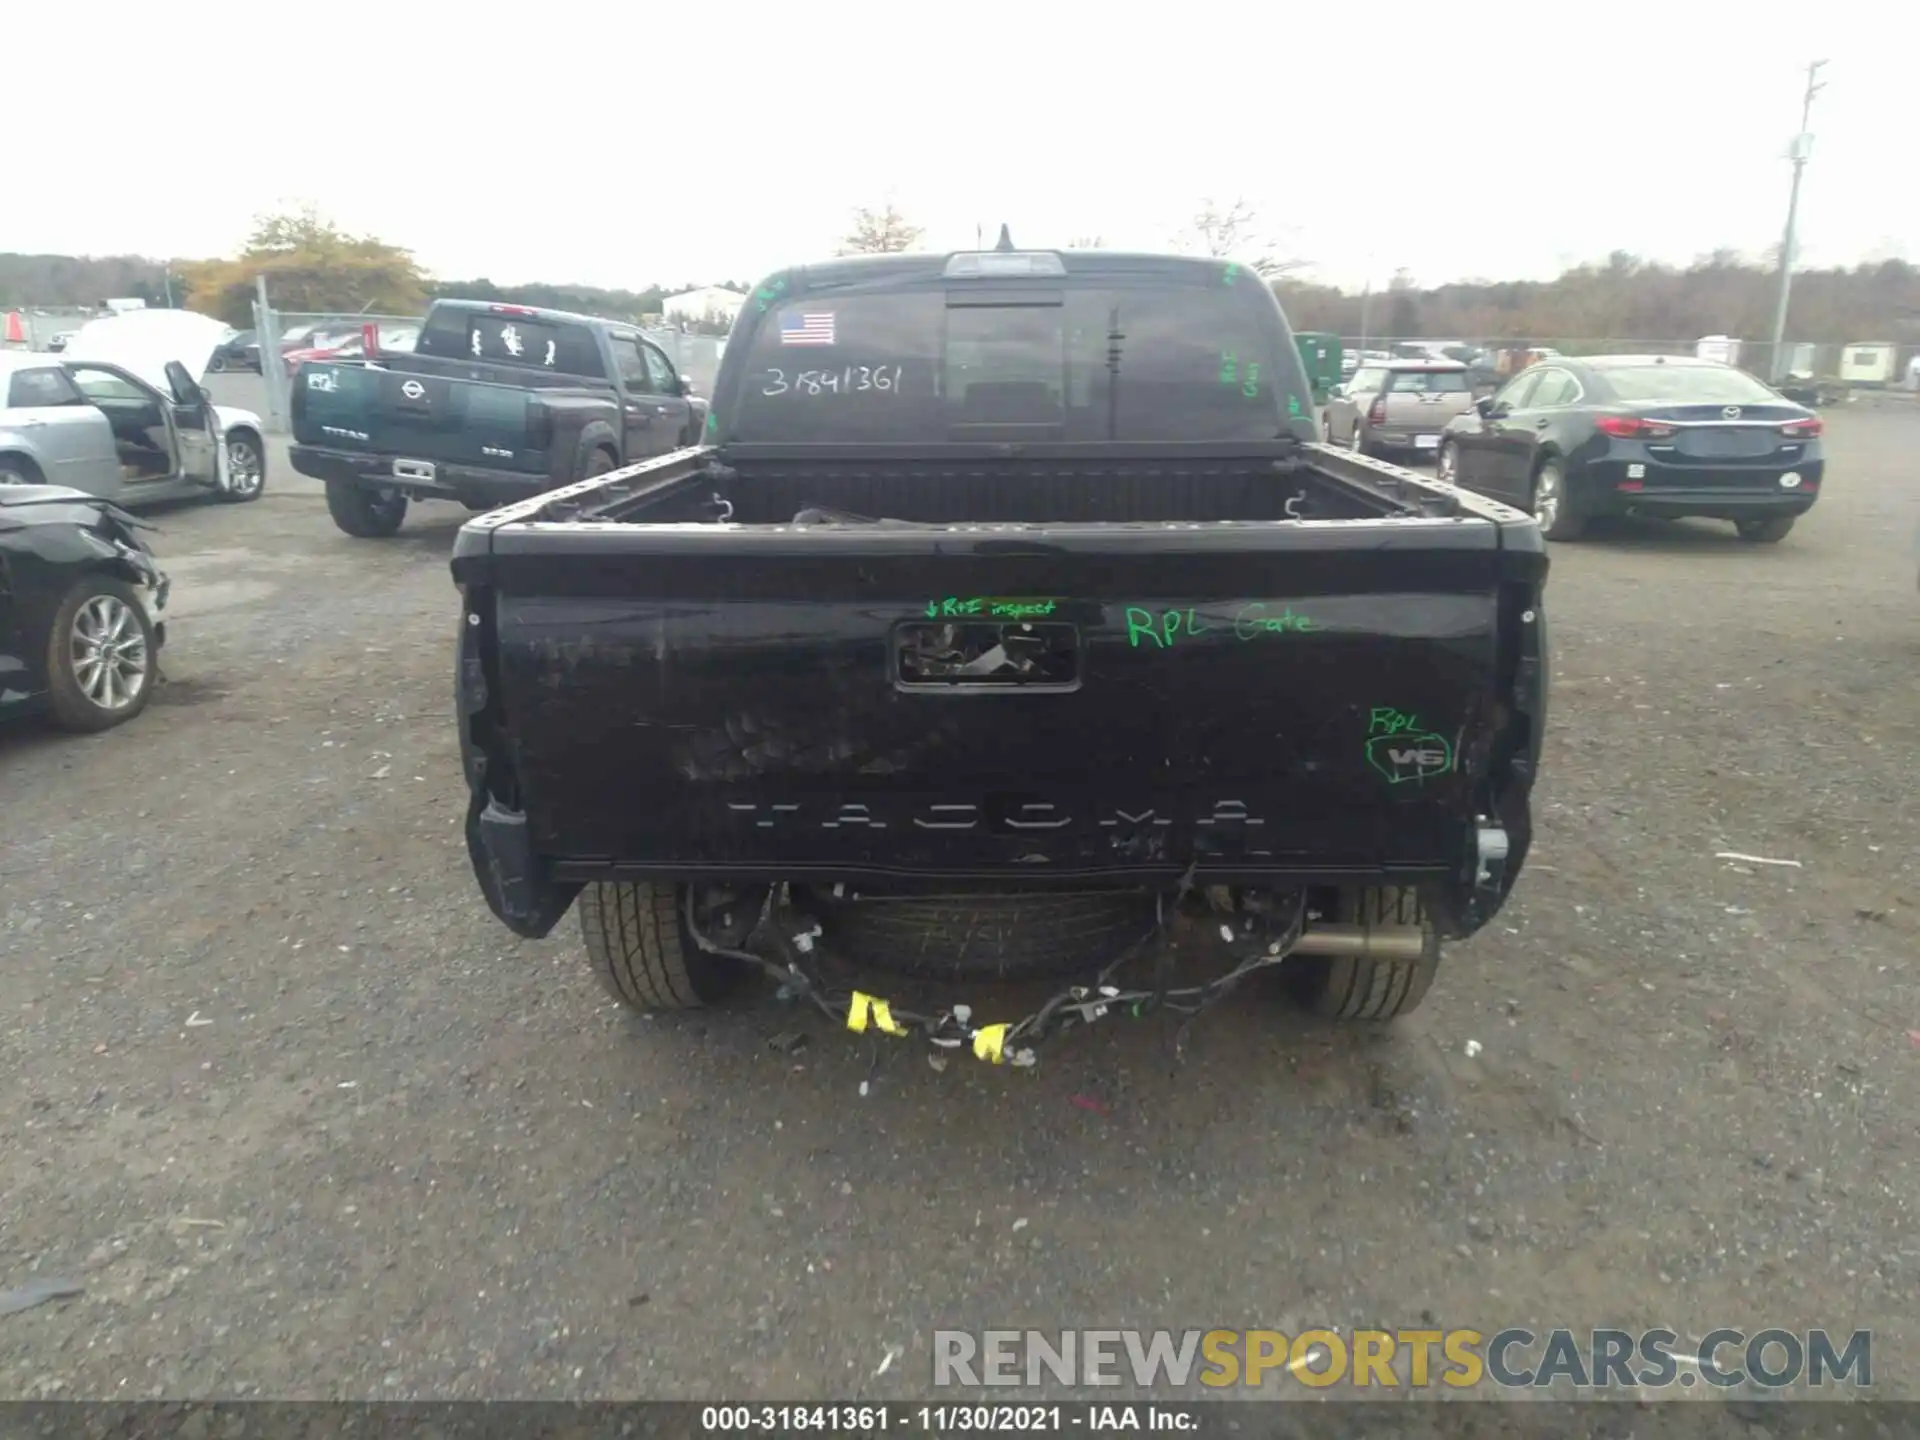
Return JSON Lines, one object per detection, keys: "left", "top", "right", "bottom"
{"left": 1294, "top": 331, "right": 1342, "bottom": 404}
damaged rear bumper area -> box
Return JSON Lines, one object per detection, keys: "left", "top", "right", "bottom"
{"left": 452, "top": 573, "right": 1547, "bottom": 944}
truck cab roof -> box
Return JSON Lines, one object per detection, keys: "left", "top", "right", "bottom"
{"left": 766, "top": 249, "right": 1260, "bottom": 292}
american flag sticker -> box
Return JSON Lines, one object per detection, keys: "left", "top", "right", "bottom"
{"left": 779, "top": 312, "right": 836, "bottom": 346}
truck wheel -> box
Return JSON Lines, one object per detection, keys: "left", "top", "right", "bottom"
{"left": 1287, "top": 887, "right": 1440, "bottom": 1021}
{"left": 579, "top": 880, "right": 744, "bottom": 1012}
{"left": 581, "top": 447, "right": 617, "bottom": 480}
{"left": 325, "top": 479, "right": 408, "bottom": 538}
{"left": 803, "top": 887, "right": 1158, "bottom": 980}
{"left": 1531, "top": 459, "right": 1586, "bottom": 541}
{"left": 44, "top": 577, "right": 158, "bottom": 732}
{"left": 1735, "top": 515, "right": 1795, "bottom": 543}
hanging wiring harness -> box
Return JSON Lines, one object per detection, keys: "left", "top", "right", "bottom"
{"left": 679, "top": 873, "right": 1310, "bottom": 1068}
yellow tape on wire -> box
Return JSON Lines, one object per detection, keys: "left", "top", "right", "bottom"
{"left": 846, "top": 991, "right": 907, "bottom": 1036}
{"left": 972, "top": 1023, "right": 1010, "bottom": 1064}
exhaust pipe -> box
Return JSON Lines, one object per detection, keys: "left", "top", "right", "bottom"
{"left": 1288, "top": 924, "right": 1429, "bottom": 960}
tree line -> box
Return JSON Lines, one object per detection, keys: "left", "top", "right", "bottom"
{"left": 1277, "top": 251, "right": 1920, "bottom": 346}
{"left": 5, "top": 205, "right": 1915, "bottom": 348}
{"left": 0, "top": 209, "right": 754, "bottom": 329}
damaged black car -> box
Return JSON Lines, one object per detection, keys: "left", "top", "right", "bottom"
{"left": 0, "top": 485, "right": 169, "bottom": 733}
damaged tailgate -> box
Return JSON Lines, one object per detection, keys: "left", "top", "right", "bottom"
{"left": 454, "top": 505, "right": 1547, "bottom": 935}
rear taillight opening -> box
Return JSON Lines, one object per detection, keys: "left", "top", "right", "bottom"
{"left": 1595, "top": 414, "right": 1675, "bottom": 440}
{"left": 1780, "top": 416, "right": 1823, "bottom": 439}
{"left": 1366, "top": 397, "right": 1387, "bottom": 425}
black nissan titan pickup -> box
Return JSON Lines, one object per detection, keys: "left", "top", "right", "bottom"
{"left": 449, "top": 247, "right": 1550, "bottom": 1063}
{"left": 290, "top": 299, "right": 706, "bottom": 539}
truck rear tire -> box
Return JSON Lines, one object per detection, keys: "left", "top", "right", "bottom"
{"left": 579, "top": 880, "right": 744, "bottom": 1012}
{"left": 1287, "top": 887, "right": 1440, "bottom": 1020}
{"left": 326, "top": 480, "right": 408, "bottom": 538}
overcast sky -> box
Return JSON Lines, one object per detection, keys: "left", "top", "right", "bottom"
{"left": 11, "top": 1, "right": 1911, "bottom": 294}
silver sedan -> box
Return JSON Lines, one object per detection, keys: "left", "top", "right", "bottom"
{"left": 0, "top": 351, "right": 264, "bottom": 504}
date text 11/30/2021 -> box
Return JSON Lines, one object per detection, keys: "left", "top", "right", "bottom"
{"left": 700, "top": 1402, "right": 1199, "bottom": 1432}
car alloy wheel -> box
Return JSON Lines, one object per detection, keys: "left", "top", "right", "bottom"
{"left": 1437, "top": 441, "right": 1458, "bottom": 483}
{"left": 1535, "top": 465, "right": 1562, "bottom": 530}
{"left": 70, "top": 593, "right": 150, "bottom": 713}
{"left": 225, "top": 437, "right": 263, "bottom": 498}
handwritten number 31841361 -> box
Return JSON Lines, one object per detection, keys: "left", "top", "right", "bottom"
{"left": 762, "top": 365, "right": 904, "bottom": 398}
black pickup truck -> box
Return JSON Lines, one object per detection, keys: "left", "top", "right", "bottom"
{"left": 450, "top": 249, "right": 1549, "bottom": 1058}
{"left": 290, "top": 299, "right": 706, "bottom": 539}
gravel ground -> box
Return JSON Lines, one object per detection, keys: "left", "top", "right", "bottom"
{"left": 2, "top": 413, "right": 1917, "bottom": 1402}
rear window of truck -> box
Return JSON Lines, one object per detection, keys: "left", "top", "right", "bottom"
{"left": 416, "top": 308, "right": 607, "bottom": 378}
{"left": 729, "top": 283, "right": 1298, "bottom": 442}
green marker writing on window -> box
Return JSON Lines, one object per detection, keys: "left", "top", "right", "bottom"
{"left": 1242, "top": 362, "right": 1261, "bottom": 399}
{"left": 1219, "top": 350, "right": 1237, "bottom": 385}
{"left": 1223, "top": 263, "right": 1240, "bottom": 286}
{"left": 755, "top": 277, "right": 789, "bottom": 313}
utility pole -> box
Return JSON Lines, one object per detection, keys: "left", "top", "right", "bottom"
{"left": 1766, "top": 59, "right": 1827, "bottom": 382}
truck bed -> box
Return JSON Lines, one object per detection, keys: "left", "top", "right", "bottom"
{"left": 452, "top": 441, "right": 1548, "bottom": 940}
{"left": 293, "top": 357, "right": 610, "bottom": 478}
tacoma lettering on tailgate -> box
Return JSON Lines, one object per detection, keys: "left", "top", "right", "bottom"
{"left": 725, "top": 798, "right": 1268, "bottom": 835}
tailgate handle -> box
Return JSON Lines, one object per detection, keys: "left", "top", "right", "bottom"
{"left": 893, "top": 619, "right": 1080, "bottom": 692}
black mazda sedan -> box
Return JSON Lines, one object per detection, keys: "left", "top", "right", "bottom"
{"left": 1435, "top": 355, "right": 1824, "bottom": 543}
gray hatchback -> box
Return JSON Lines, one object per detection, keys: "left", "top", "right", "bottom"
{"left": 1322, "top": 358, "right": 1477, "bottom": 460}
